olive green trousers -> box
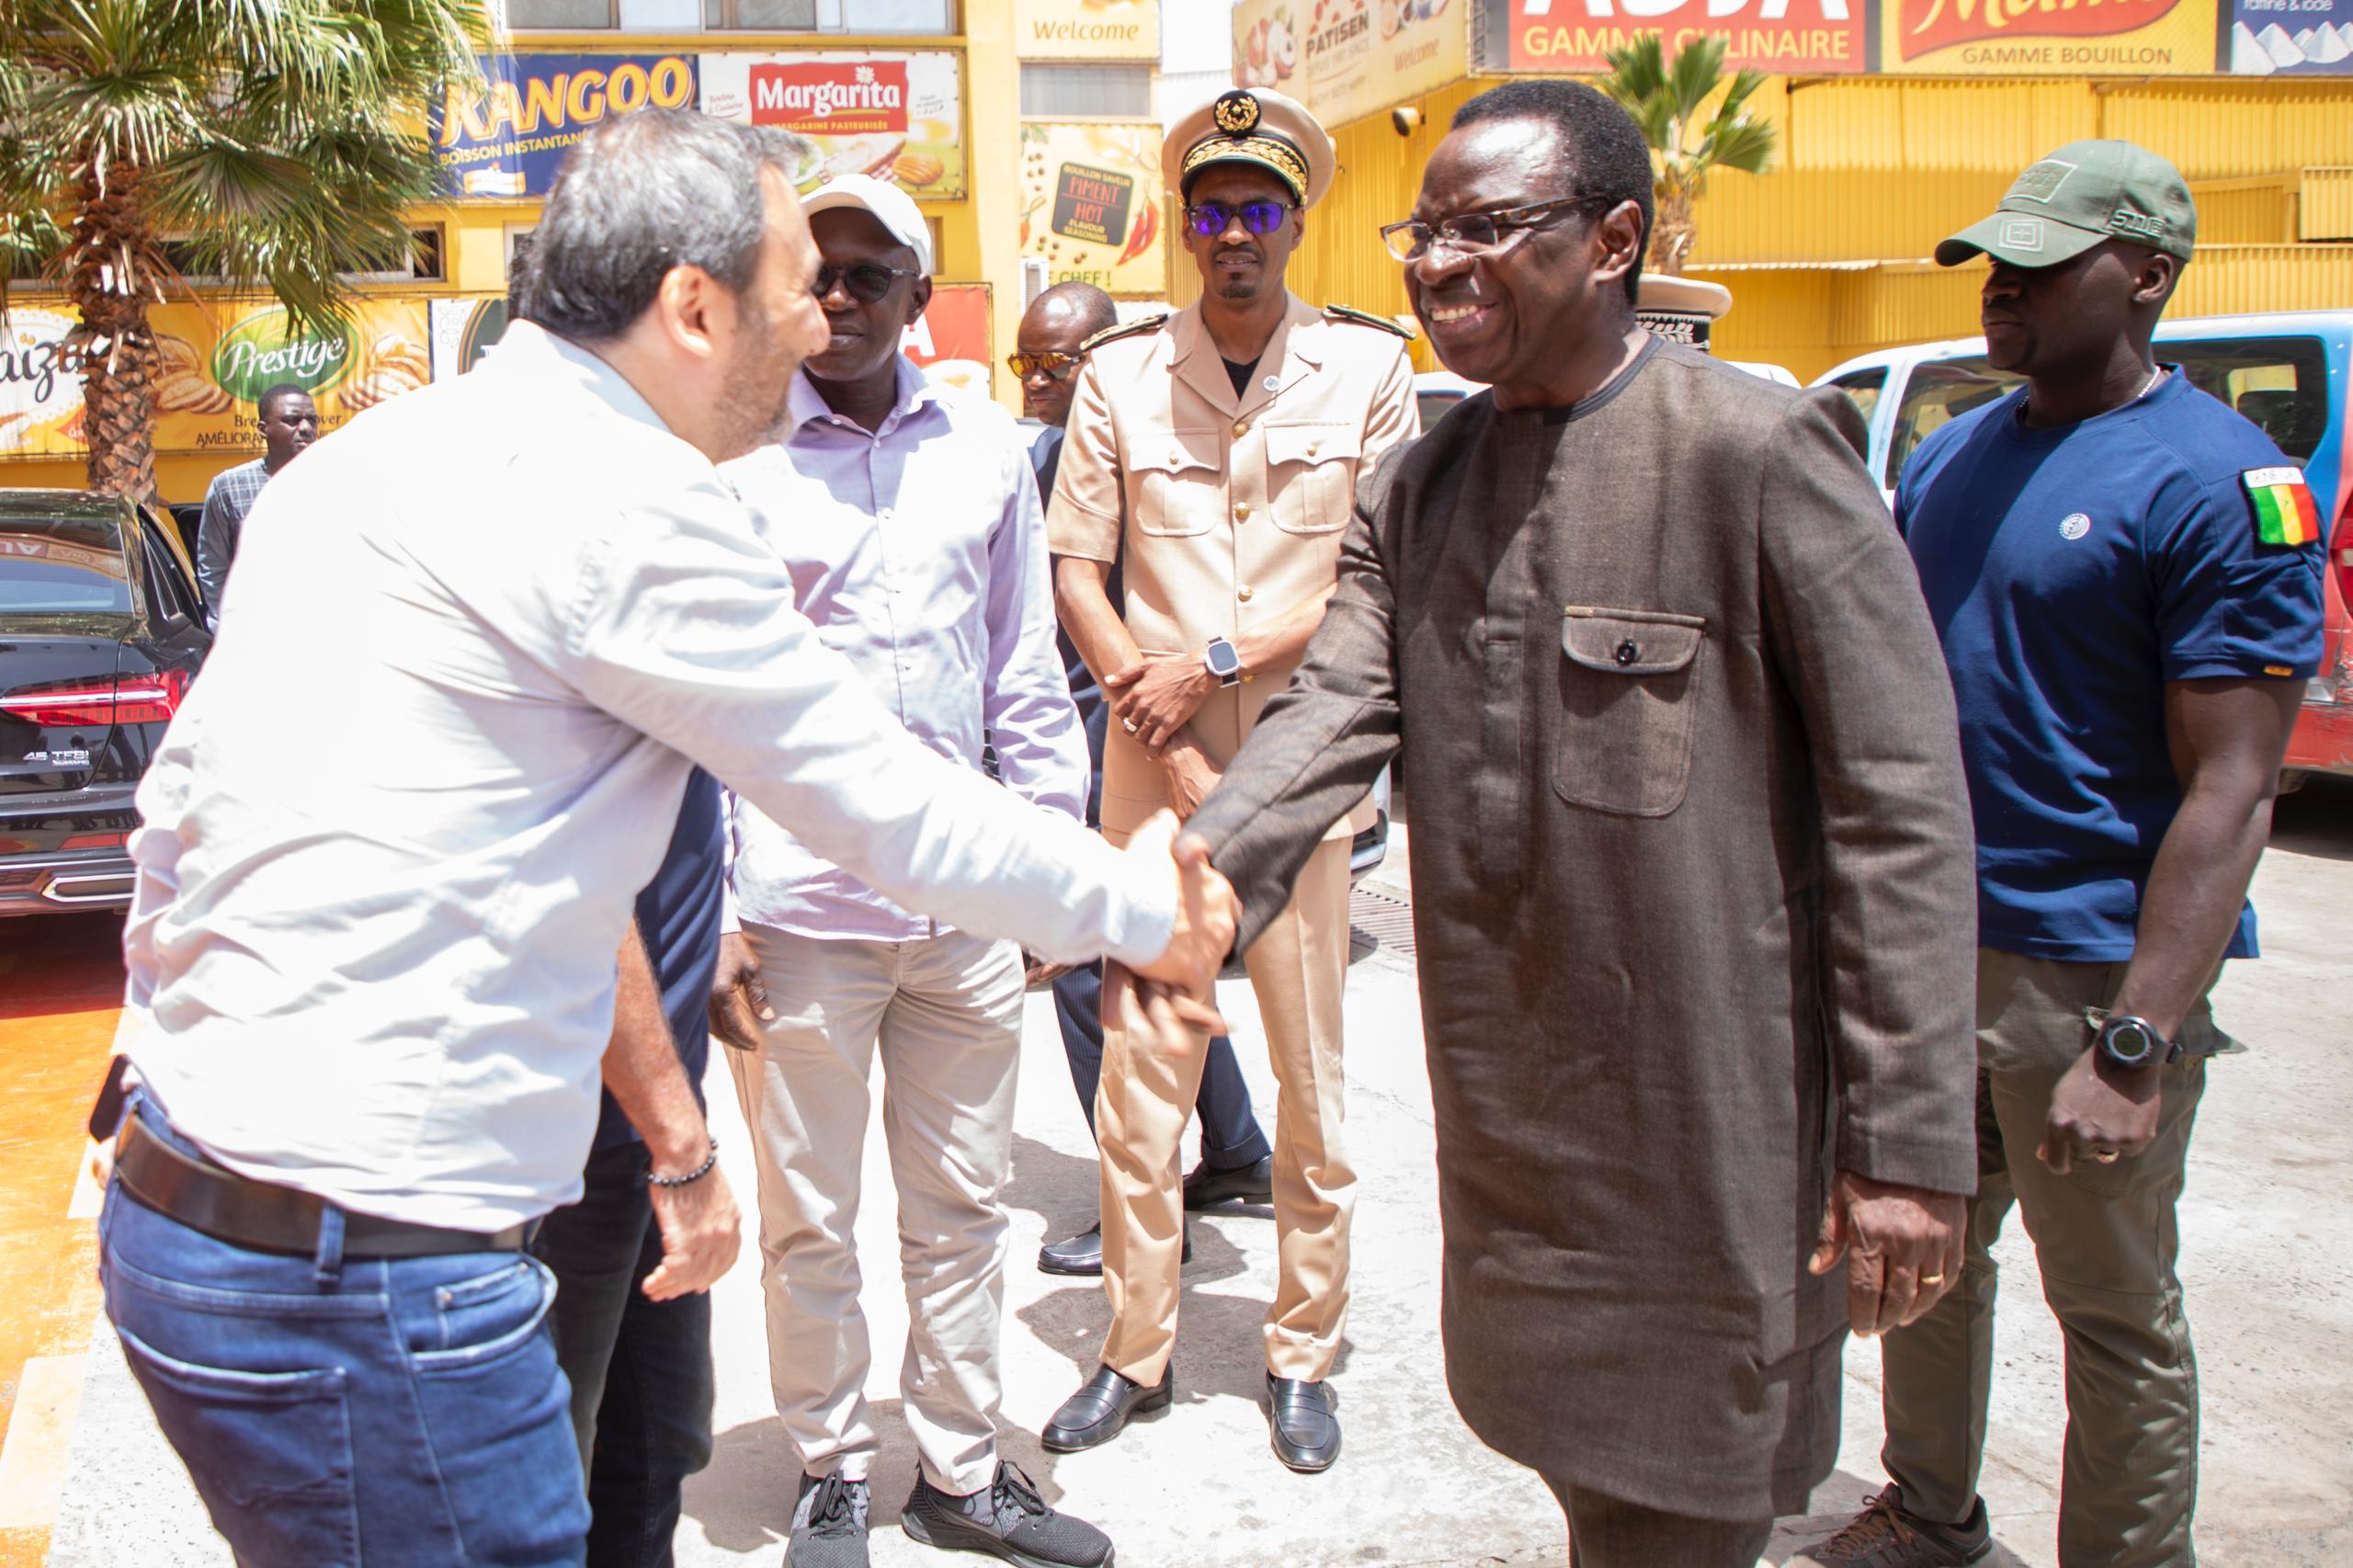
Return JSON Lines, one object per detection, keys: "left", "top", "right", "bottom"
{"left": 1880, "top": 948, "right": 2224, "bottom": 1568}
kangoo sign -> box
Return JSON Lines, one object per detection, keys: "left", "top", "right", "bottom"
{"left": 210, "top": 309, "right": 356, "bottom": 404}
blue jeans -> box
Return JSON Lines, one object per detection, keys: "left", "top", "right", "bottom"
{"left": 99, "top": 1103, "right": 589, "bottom": 1567}
{"left": 533, "top": 1142, "right": 713, "bottom": 1568}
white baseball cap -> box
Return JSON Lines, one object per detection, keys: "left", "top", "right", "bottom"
{"left": 801, "top": 174, "right": 933, "bottom": 278}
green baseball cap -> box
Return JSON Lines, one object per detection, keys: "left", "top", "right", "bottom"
{"left": 1936, "top": 140, "right": 2196, "bottom": 269}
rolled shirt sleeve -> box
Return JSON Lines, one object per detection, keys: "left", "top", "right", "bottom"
{"left": 2153, "top": 469, "right": 2326, "bottom": 682}
{"left": 563, "top": 478, "right": 1174, "bottom": 969}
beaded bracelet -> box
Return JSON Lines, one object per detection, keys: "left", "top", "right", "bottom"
{"left": 648, "top": 1139, "right": 720, "bottom": 1187}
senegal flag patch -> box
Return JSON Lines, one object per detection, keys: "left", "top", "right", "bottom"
{"left": 2244, "top": 466, "right": 2319, "bottom": 547}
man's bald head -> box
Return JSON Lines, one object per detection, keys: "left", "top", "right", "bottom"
{"left": 1016, "top": 283, "right": 1117, "bottom": 426}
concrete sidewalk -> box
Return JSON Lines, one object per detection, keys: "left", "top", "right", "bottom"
{"left": 42, "top": 794, "right": 2353, "bottom": 1565}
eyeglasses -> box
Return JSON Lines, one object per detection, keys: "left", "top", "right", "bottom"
{"left": 1379, "top": 195, "right": 1616, "bottom": 263}
{"left": 1185, "top": 200, "right": 1296, "bottom": 239}
{"left": 814, "top": 261, "right": 921, "bottom": 303}
{"left": 1006, "top": 350, "right": 1082, "bottom": 381}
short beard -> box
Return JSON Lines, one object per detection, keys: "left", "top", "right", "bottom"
{"left": 715, "top": 298, "right": 796, "bottom": 460}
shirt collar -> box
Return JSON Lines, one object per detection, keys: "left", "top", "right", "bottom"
{"left": 788, "top": 354, "right": 943, "bottom": 441}
{"left": 485, "top": 320, "right": 678, "bottom": 440}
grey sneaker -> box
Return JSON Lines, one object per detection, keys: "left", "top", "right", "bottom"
{"left": 1792, "top": 1485, "right": 1993, "bottom": 1567}
{"left": 788, "top": 1471, "right": 871, "bottom": 1568}
{"left": 900, "top": 1460, "right": 1113, "bottom": 1567}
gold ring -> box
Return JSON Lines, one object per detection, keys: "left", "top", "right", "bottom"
{"left": 1920, "top": 1273, "right": 1947, "bottom": 1287}
{"left": 2092, "top": 1148, "right": 2120, "bottom": 1164}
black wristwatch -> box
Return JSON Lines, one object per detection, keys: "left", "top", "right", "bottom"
{"left": 1203, "top": 635, "right": 1243, "bottom": 688}
{"left": 2094, "top": 1014, "right": 2174, "bottom": 1072}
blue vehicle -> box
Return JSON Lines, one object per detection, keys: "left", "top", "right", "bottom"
{"left": 1815, "top": 312, "right": 2353, "bottom": 783}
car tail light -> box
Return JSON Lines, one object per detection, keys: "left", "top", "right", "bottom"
{"left": 0, "top": 667, "right": 188, "bottom": 728}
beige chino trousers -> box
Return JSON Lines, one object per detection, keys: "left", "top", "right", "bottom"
{"left": 1097, "top": 834, "right": 1355, "bottom": 1385}
{"left": 724, "top": 923, "right": 1027, "bottom": 1497}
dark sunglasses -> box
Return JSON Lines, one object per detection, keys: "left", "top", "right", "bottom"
{"left": 1185, "top": 200, "right": 1296, "bottom": 239}
{"left": 1379, "top": 194, "right": 1615, "bottom": 263}
{"left": 815, "top": 261, "right": 921, "bottom": 303}
{"left": 1006, "top": 350, "right": 1082, "bottom": 380}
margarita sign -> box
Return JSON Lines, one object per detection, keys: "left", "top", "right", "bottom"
{"left": 210, "top": 310, "right": 356, "bottom": 403}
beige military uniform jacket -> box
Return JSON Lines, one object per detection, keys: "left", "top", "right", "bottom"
{"left": 1047, "top": 293, "right": 1418, "bottom": 839}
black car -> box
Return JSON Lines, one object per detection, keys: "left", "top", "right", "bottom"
{"left": 1, "top": 489, "right": 210, "bottom": 915}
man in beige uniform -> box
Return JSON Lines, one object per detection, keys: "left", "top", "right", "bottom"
{"left": 1040, "top": 86, "right": 1417, "bottom": 1473}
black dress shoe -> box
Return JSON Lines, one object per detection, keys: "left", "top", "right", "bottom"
{"left": 1265, "top": 1373, "right": 1340, "bottom": 1472}
{"left": 1038, "top": 1223, "right": 1102, "bottom": 1276}
{"left": 1183, "top": 1154, "right": 1274, "bottom": 1210}
{"left": 1037, "top": 1221, "right": 1191, "bottom": 1278}
{"left": 1040, "top": 1362, "right": 1172, "bottom": 1452}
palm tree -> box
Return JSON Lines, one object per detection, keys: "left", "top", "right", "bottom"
{"left": 0, "top": 0, "right": 482, "bottom": 501}
{"left": 1597, "top": 35, "right": 1776, "bottom": 278}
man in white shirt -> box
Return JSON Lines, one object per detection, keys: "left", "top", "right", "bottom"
{"left": 99, "top": 110, "right": 1232, "bottom": 1568}
{"left": 713, "top": 176, "right": 1111, "bottom": 1568}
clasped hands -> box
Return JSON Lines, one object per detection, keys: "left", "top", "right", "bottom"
{"left": 1104, "top": 650, "right": 1215, "bottom": 754}
{"left": 1116, "top": 809, "right": 1240, "bottom": 1039}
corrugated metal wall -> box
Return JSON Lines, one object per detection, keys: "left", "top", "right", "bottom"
{"left": 2302, "top": 167, "right": 2353, "bottom": 240}
{"left": 1288, "top": 73, "right": 2353, "bottom": 383}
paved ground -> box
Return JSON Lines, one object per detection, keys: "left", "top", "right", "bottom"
{"left": 8, "top": 781, "right": 2353, "bottom": 1565}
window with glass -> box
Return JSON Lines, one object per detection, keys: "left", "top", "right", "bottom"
{"left": 1828, "top": 367, "right": 1887, "bottom": 429}
{"left": 1020, "top": 64, "right": 1153, "bottom": 119}
{"left": 506, "top": 0, "right": 950, "bottom": 29}
{"left": 1884, "top": 335, "right": 2329, "bottom": 492}
{"left": 1884, "top": 358, "right": 2021, "bottom": 490}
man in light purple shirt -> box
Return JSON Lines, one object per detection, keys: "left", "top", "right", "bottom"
{"left": 712, "top": 177, "right": 1108, "bottom": 1568}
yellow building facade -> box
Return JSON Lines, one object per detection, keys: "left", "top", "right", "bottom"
{"left": 2, "top": 0, "right": 1170, "bottom": 503}
{"left": 1210, "top": 0, "right": 2353, "bottom": 384}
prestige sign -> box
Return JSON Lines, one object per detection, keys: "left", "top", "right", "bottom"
{"left": 1507, "top": 0, "right": 1868, "bottom": 71}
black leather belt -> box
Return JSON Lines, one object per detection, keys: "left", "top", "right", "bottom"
{"left": 116, "top": 1115, "right": 529, "bottom": 1259}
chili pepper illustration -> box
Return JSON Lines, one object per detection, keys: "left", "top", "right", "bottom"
{"left": 1117, "top": 199, "right": 1158, "bottom": 266}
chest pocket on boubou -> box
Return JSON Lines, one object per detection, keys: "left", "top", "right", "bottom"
{"left": 1131, "top": 433, "right": 1223, "bottom": 537}
{"left": 1263, "top": 424, "right": 1360, "bottom": 535}
{"left": 1553, "top": 606, "right": 1708, "bottom": 817}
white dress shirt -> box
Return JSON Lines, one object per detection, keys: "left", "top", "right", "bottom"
{"left": 121, "top": 323, "right": 1174, "bottom": 1232}
{"left": 721, "top": 361, "right": 1087, "bottom": 941}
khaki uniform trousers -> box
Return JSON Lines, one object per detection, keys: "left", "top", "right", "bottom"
{"left": 724, "top": 923, "right": 1027, "bottom": 1497}
{"left": 1881, "top": 948, "right": 2223, "bottom": 1568}
{"left": 1097, "top": 834, "right": 1355, "bottom": 1385}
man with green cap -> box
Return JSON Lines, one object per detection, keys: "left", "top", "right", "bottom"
{"left": 1801, "top": 141, "right": 2325, "bottom": 1568}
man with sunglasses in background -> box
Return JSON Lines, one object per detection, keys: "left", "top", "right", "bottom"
{"left": 1014, "top": 284, "right": 1278, "bottom": 1281}
{"left": 714, "top": 176, "right": 1112, "bottom": 1568}
{"left": 1152, "top": 80, "right": 1980, "bottom": 1562}
{"left": 1040, "top": 88, "right": 1417, "bottom": 1472}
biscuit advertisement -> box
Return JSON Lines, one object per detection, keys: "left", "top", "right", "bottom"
{"left": 2, "top": 300, "right": 431, "bottom": 461}
{"left": 1232, "top": 0, "right": 1468, "bottom": 129}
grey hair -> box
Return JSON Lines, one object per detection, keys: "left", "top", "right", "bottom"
{"left": 520, "top": 109, "right": 805, "bottom": 344}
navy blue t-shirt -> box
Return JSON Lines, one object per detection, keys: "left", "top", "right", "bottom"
{"left": 593, "top": 767, "right": 726, "bottom": 1150}
{"left": 1897, "top": 370, "right": 2325, "bottom": 962}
